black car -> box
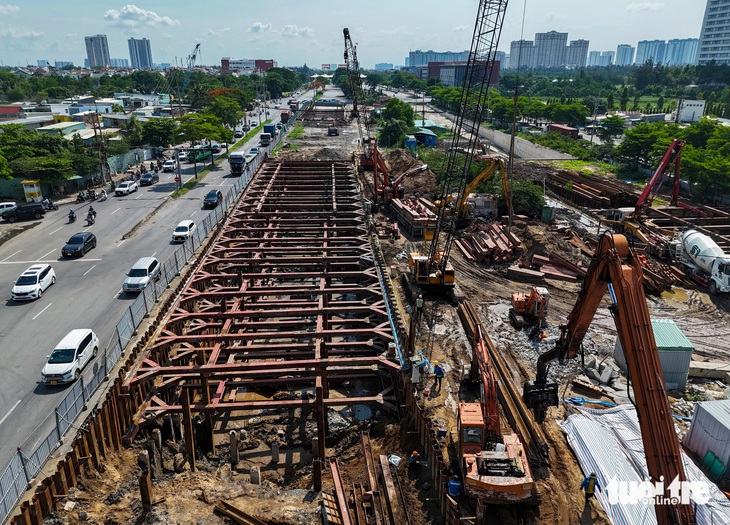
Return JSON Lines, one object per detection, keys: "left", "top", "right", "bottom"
{"left": 139, "top": 172, "right": 159, "bottom": 186}
{"left": 203, "top": 190, "right": 223, "bottom": 208}
{"left": 62, "top": 232, "right": 97, "bottom": 257}
{"left": 2, "top": 203, "right": 46, "bottom": 223}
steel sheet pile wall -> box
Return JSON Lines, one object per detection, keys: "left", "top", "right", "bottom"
{"left": 124, "top": 160, "right": 400, "bottom": 488}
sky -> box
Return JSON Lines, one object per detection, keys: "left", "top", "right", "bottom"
{"left": 0, "top": 1, "right": 707, "bottom": 69}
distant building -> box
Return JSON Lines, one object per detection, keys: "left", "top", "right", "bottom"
{"left": 534, "top": 31, "right": 568, "bottom": 68}
{"left": 615, "top": 44, "right": 635, "bottom": 66}
{"left": 494, "top": 51, "right": 507, "bottom": 69}
{"left": 221, "top": 58, "right": 277, "bottom": 73}
{"left": 85, "top": 34, "right": 110, "bottom": 68}
{"left": 128, "top": 38, "right": 153, "bottom": 69}
{"left": 375, "top": 62, "right": 394, "bottom": 71}
{"left": 676, "top": 99, "right": 706, "bottom": 122}
{"left": 430, "top": 60, "right": 500, "bottom": 87}
{"left": 565, "top": 39, "right": 589, "bottom": 68}
{"left": 698, "top": 0, "right": 730, "bottom": 65}
{"left": 509, "top": 40, "right": 534, "bottom": 69}
{"left": 36, "top": 60, "right": 48, "bottom": 67}
{"left": 635, "top": 40, "right": 666, "bottom": 65}
{"left": 110, "top": 58, "right": 129, "bottom": 68}
{"left": 587, "top": 51, "right": 614, "bottom": 67}
{"left": 665, "top": 38, "right": 699, "bottom": 66}
{"left": 54, "top": 61, "right": 73, "bottom": 68}
{"left": 407, "top": 49, "right": 469, "bottom": 68}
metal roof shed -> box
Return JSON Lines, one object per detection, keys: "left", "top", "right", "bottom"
{"left": 614, "top": 318, "right": 693, "bottom": 390}
{"left": 684, "top": 400, "right": 730, "bottom": 481}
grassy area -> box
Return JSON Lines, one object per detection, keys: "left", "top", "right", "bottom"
{"left": 288, "top": 123, "right": 305, "bottom": 139}
{"left": 548, "top": 159, "right": 616, "bottom": 177}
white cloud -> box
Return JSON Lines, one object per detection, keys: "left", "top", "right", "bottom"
{"left": 206, "top": 28, "right": 230, "bottom": 39}
{"left": 626, "top": 2, "right": 665, "bottom": 12}
{"left": 0, "top": 27, "right": 43, "bottom": 39}
{"left": 104, "top": 5, "right": 180, "bottom": 28}
{"left": 0, "top": 4, "right": 19, "bottom": 15}
{"left": 249, "top": 22, "right": 272, "bottom": 33}
{"left": 281, "top": 25, "right": 313, "bottom": 38}
{"left": 452, "top": 25, "right": 467, "bottom": 32}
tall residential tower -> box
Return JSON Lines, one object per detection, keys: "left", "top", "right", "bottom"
{"left": 698, "top": 0, "right": 730, "bottom": 65}
{"left": 128, "top": 38, "right": 153, "bottom": 69}
{"left": 85, "top": 34, "right": 110, "bottom": 69}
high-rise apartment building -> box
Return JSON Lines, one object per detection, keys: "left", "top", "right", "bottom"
{"left": 587, "top": 51, "right": 614, "bottom": 67}
{"left": 509, "top": 40, "right": 534, "bottom": 69}
{"left": 565, "top": 39, "right": 589, "bottom": 68}
{"left": 698, "top": 0, "right": 730, "bottom": 65}
{"left": 534, "top": 31, "right": 568, "bottom": 68}
{"left": 635, "top": 40, "right": 666, "bottom": 65}
{"left": 664, "top": 38, "right": 699, "bottom": 66}
{"left": 110, "top": 58, "right": 129, "bottom": 68}
{"left": 85, "top": 34, "right": 110, "bottom": 68}
{"left": 615, "top": 44, "right": 635, "bottom": 66}
{"left": 407, "top": 50, "right": 469, "bottom": 68}
{"left": 128, "top": 38, "right": 153, "bottom": 69}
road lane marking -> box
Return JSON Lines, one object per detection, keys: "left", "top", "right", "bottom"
{"left": 114, "top": 287, "right": 123, "bottom": 298}
{"left": 116, "top": 239, "right": 126, "bottom": 248}
{"left": 135, "top": 193, "right": 142, "bottom": 200}
{"left": 0, "top": 400, "right": 21, "bottom": 426}
{"left": 39, "top": 249, "right": 56, "bottom": 259}
{"left": 32, "top": 303, "right": 52, "bottom": 320}
{"left": 0, "top": 250, "right": 21, "bottom": 262}
{"left": 191, "top": 210, "right": 198, "bottom": 217}
{"left": 49, "top": 227, "right": 64, "bottom": 235}
{"left": 83, "top": 264, "right": 96, "bottom": 276}
{"left": 151, "top": 252, "right": 157, "bottom": 257}
{"left": 111, "top": 207, "right": 122, "bottom": 215}
{"left": 0, "top": 258, "right": 102, "bottom": 265}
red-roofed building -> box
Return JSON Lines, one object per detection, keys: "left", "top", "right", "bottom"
{"left": 0, "top": 106, "right": 24, "bottom": 120}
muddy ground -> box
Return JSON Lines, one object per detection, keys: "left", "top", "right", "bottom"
{"left": 36, "top": 111, "right": 730, "bottom": 525}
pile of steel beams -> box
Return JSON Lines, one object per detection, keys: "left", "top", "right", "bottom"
{"left": 124, "top": 160, "right": 401, "bottom": 489}
{"left": 546, "top": 170, "right": 638, "bottom": 209}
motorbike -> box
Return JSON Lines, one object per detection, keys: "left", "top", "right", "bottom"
{"left": 85, "top": 214, "right": 95, "bottom": 226}
{"left": 87, "top": 189, "right": 97, "bottom": 201}
{"left": 98, "top": 191, "right": 107, "bottom": 202}
{"left": 68, "top": 212, "right": 77, "bottom": 223}
{"left": 42, "top": 199, "right": 58, "bottom": 211}
{"left": 76, "top": 191, "right": 86, "bottom": 203}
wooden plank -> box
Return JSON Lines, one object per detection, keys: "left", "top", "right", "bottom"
{"left": 378, "top": 455, "right": 408, "bottom": 525}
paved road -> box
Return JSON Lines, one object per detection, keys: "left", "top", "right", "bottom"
{"left": 0, "top": 100, "right": 301, "bottom": 467}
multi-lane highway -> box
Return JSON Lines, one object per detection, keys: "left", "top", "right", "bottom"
{"left": 0, "top": 98, "right": 299, "bottom": 467}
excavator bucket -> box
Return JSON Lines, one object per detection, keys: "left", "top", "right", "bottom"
{"left": 522, "top": 379, "right": 559, "bottom": 424}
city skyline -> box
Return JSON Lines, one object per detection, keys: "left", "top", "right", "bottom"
{"left": 0, "top": 1, "right": 708, "bottom": 69}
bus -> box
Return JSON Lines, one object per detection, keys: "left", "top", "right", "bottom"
{"left": 188, "top": 147, "right": 212, "bottom": 163}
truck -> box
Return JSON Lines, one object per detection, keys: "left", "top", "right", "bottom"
{"left": 229, "top": 152, "right": 245, "bottom": 176}
{"left": 289, "top": 101, "right": 299, "bottom": 112}
{"left": 547, "top": 123, "right": 578, "bottom": 138}
{"left": 280, "top": 110, "right": 290, "bottom": 124}
{"left": 263, "top": 123, "right": 277, "bottom": 137}
{"left": 259, "top": 132, "right": 272, "bottom": 146}
{"left": 673, "top": 229, "right": 730, "bottom": 294}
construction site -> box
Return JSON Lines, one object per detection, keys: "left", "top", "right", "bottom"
{"left": 11, "top": 10, "right": 730, "bottom": 525}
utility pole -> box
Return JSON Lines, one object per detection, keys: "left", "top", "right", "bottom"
{"left": 91, "top": 105, "right": 111, "bottom": 186}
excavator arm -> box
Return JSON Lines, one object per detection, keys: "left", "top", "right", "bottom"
{"left": 452, "top": 158, "right": 509, "bottom": 220}
{"left": 523, "top": 233, "right": 694, "bottom": 525}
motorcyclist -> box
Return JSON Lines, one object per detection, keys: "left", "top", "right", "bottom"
{"left": 88, "top": 206, "right": 96, "bottom": 218}
{"left": 86, "top": 209, "right": 95, "bottom": 225}
{"left": 99, "top": 189, "right": 107, "bottom": 201}
{"left": 68, "top": 209, "right": 76, "bottom": 221}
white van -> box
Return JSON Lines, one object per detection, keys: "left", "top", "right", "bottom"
{"left": 41, "top": 329, "right": 99, "bottom": 384}
{"left": 123, "top": 257, "right": 161, "bottom": 293}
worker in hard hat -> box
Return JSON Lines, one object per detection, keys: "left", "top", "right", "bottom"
{"left": 433, "top": 361, "right": 444, "bottom": 390}
{"left": 409, "top": 451, "right": 420, "bottom": 465}
{"left": 580, "top": 472, "right": 601, "bottom": 502}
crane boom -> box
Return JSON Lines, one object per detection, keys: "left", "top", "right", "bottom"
{"left": 635, "top": 138, "right": 684, "bottom": 215}
{"left": 523, "top": 233, "right": 695, "bottom": 525}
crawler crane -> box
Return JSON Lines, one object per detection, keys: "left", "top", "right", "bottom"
{"left": 523, "top": 233, "right": 695, "bottom": 525}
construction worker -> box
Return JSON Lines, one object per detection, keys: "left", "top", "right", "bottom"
{"left": 409, "top": 451, "right": 420, "bottom": 465}
{"left": 415, "top": 294, "right": 424, "bottom": 320}
{"left": 433, "top": 361, "right": 444, "bottom": 390}
{"left": 580, "top": 472, "right": 601, "bottom": 502}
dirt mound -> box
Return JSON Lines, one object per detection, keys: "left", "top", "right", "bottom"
{"left": 383, "top": 148, "right": 438, "bottom": 197}
{"left": 280, "top": 147, "right": 350, "bottom": 162}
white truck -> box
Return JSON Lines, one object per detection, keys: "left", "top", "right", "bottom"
{"left": 673, "top": 229, "right": 730, "bottom": 294}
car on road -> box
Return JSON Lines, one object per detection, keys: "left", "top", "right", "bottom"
{"left": 11, "top": 264, "right": 56, "bottom": 301}
{"left": 276, "top": 122, "right": 283, "bottom": 130}
{"left": 123, "top": 256, "right": 161, "bottom": 293}
{"left": 234, "top": 129, "right": 243, "bottom": 138}
{"left": 171, "top": 219, "right": 196, "bottom": 243}
{"left": 250, "top": 147, "right": 259, "bottom": 156}
{"left": 251, "top": 120, "right": 258, "bottom": 127}
{"left": 203, "top": 190, "right": 223, "bottom": 209}
{"left": 115, "top": 181, "right": 138, "bottom": 195}
{"left": 210, "top": 142, "right": 221, "bottom": 152}
{"left": 62, "top": 232, "right": 97, "bottom": 258}
{"left": 162, "top": 159, "right": 178, "bottom": 172}
{"left": 139, "top": 172, "right": 159, "bottom": 186}
{"left": 242, "top": 124, "right": 250, "bottom": 132}
{"left": 177, "top": 151, "right": 187, "bottom": 162}
{"left": 41, "top": 329, "right": 98, "bottom": 385}
{"left": 2, "top": 203, "right": 46, "bottom": 223}
{"left": 0, "top": 202, "right": 17, "bottom": 214}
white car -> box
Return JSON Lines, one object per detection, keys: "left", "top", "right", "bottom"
{"left": 115, "top": 181, "right": 138, "bottom": 196}
{"left": 11, "top": 263, "right": 56, "bottom": 301}
{"left": 0, "top": 202, "right": 17, "bottom": 214}
{"left": 171, "top": 219, "right": 196, "bottom": 243}
{"left": 177, "top": 151, "right": 188, "bottom": 161}
{"left": 41, "top": 329, "right": 98, "bottom": 385}
{"left": 162, "top": 159, "right": 178, "bottom": 172}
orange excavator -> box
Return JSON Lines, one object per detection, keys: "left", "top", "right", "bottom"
{"left": 509, "top": 286, "right": 549, "bottom": 330}
{"left": 384, "top": 163, "right": 428, "bottom": 203}
{"left": 523, "top": 233, "right": 695, "bottom": 525}
{"left": 459, "top": 324, "right": 538, "bottom": 504}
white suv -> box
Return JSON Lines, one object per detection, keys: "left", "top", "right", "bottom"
{"left": 171, "top": 219, "right": 196, "bottom": 243}
{"left": 11, "top": 264, "right": 56, "bottom": 301}
{"left": 115, "top": 181, "right": 138, "bottom": 196}
{"left": 41, "top": 329, "right": 98, "bottom": 385}
{"left": 163, "top": 159, "right": 178, "bottom": 172}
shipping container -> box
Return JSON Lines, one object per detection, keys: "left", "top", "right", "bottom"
{"left": 684, "top": 400, "right": 730, "bottom": 480}
{"left": 614, "top": 318, "right": 693, "bottom": 389}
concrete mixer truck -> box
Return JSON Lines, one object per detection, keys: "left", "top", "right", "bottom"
{"left": 673, "top": 229, "right": 730, "bottom": 294}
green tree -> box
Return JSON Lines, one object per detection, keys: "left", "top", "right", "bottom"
{"left": 206, "top": 96, "right": 244, "bottom": 129}
{"left": 0, "top": 154, "right": 10, "bottom": 179}
{"left": 620, "top": 87, "right": 629, "bottom": 111}
{"left": 142, "top": 118, "right": 179, "bottom": 147}
{"left": 381, "top": 97, "right": 414, "bottom": 123}
{"left": 507, "top": 181, "right": 545, "bottom": 217}
{"left": 597, "top": 115, "right": 626, "bottom": 141}
{"left": 379, "top": 119, "right": 408, "bottom": 147}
